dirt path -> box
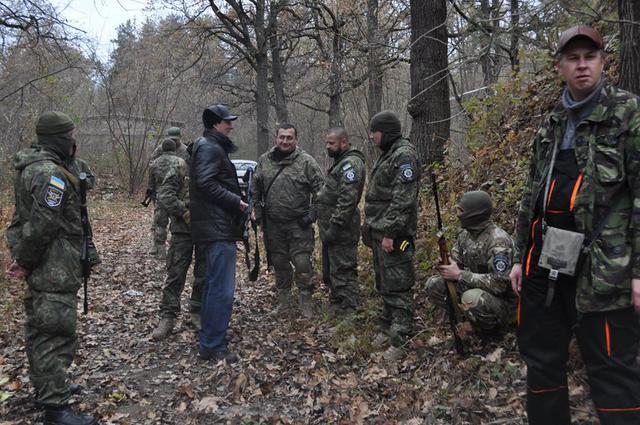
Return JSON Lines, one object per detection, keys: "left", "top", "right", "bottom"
{"left": 0, "top": 195, "right": 598, "bottom": 424}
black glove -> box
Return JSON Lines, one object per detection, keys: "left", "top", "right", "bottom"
{"left": 297, "top": 213, "right": 314, "bottom": 229}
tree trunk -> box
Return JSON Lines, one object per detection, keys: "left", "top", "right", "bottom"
{"left": 255, "top": 0, "right": 270, "bottom": 155}
{"left": 328, "top": 22, "right": 343, "bottom": 127}
{"left": 408, "top": 0, "right": 450, "bottom": 166}
{"left": 367, "top": 0, "right": 382, "bottom": 118}
{"left": 509, "top": 0, "right": 520, "bottom": 73}
{"left": 269, "top": 1, "right": 289, "bottom": 123}
{"left": 618, "top": 0, "right": 640, "bottom": 94}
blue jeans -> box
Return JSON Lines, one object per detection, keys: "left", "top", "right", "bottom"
{"left": 200, "top": 241, "right": 236, "bottom": 351}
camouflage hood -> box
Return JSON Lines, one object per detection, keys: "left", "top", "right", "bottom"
{"left": 13, "top": 145, "right": 61, "bottom": 171}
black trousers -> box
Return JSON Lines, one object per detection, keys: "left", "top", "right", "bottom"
{"left": 518, "top": 272, "right": 640, "bottom": 425}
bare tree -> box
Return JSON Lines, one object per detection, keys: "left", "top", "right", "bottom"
{"left": 618, "top": 0, "right": 640, "bottom": 95}
{"left": 408, "top": 0, "right": 450, "bottom": 165}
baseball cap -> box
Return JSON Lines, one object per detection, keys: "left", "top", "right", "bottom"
{"left": 557, "top": 25, "right": 603, "bottom": 54}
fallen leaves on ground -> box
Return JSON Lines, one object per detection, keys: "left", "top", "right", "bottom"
{"left": 0, "top": 193, "right": 597, "bottom": 424}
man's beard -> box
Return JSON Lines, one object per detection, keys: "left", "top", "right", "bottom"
{"left": 327, "top": 148, "right": 341, "bottom": 158}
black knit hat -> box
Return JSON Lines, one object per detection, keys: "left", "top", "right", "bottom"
{"left": 369, "top": 110, "right": 401, "bottom": 135}
{"left": 36, "top": 111, "right": 75, "bottom": 136}
{"left": 161, "top": 138, "right": 177, "bottom": 152}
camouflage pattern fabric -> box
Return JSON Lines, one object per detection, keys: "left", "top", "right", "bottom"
{"left": 70, "top": 157, "right": 96, "bottom": 189}
{"left": 156, "top": 155, "right": 204, "bottom": 316}
{"left": 6, "top": 145, "right": 85, "bottom": 406}
{"left": 317, "top": 148, "right": 366, "bottom": 309}
{"left": 425, "top": 221, "right": 515, "bottom": 330}
{"left": 149, "top": 152, "right": 181, "bottom": 245}
{"left": 151, "top": 140, "right": 190, "bottom": 164}
{"left": 371, "top": 234, "right": 415, "bottom": 345}
{"left": 513, "top": 81, "right": 640, "bottom": 313}
{"left": 364, "top": 137, "right": 420, "bottom": 346}
{"left": 253, "top": 146, "right": 324, "bottom": 223}
{"left": 253, "top": 147, "right": 324, "bottom": 294}
{"left": 264, "top": 218, "right": 315, "bottom": 292}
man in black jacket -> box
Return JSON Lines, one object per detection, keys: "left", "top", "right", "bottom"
{"left": 190, "top": 104, "right": 247, "bottom": 362}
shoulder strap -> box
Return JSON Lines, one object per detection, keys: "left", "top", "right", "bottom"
{"left": 263, "top": 165, "right": 286, "bottom": 200}
{"left": 57, "top": 165, "right": 80, "bottom": 191}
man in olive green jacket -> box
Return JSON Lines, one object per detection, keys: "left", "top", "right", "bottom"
{"left": 363, "top": 110, "right": 420, "bottom": 361}
{"left": 253, "top": 123, "right": 324, "bottom": 318}
{"left": 317, "top": 127, "right": 366, "bottom": 316}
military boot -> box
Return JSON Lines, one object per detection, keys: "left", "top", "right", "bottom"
{"left": 44, "top": 405, "right": 98, "bottom": 425}
{"left": 151, "top": 318, "right": 174, "bottom": 340}
{"left": 298, "top": 291, "right": 314, "bottom": 318}
{"left": 269, "top": 290, "right": 293, "bottom": 317}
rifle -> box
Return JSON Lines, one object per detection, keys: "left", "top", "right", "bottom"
{"left": 141, "top": 188, "right": 155, "bottom": 207}
{"left": 243, "top": 168, "right": 260, "bottom": 281}
{"left": 431, "top": 171, "right": 465, "bottom": 355}
{"left": 79, "top": 172, "right": 91, "bottom": 314}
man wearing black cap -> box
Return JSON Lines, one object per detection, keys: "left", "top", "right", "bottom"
{"left": 5, "top": 111, "right": 98, "bottom": 424}
{"left": 190, "top": 104, "right": 247, "bottom": 362}
{"left": 363, "top": 110, "right": 420, "bottom": 361}
{"left": 510, "top": 25, "right": 640, "bottom": 424}
{"left": 425, "top": 191, "right": 514, "bottom": 337}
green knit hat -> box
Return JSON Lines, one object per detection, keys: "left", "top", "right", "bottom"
{"left": 161, "top": 138, "right": 177, "bottom": 152}
{"left": 167, "top": 126, "right": 181, "bottom": 139}
{"left": 36, "top": 111, "right": 75, "bottom": 136}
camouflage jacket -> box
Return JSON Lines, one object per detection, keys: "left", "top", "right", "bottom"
{"left": 452, "top": 221, "right": 514, "bottom": 296}
{"left": 151, "top": 141, "right": 190, "bottom": 164}
{"left": 364, "top": 138, "right": 420, "bottom": 239}
{"left": 253, "top": 146, "right": 324, "bottom": 223}
{"left": 6, "top": 146, "right": 84, "bottom": 293}
{"left": 317, "top": 148, "right": 366, "bottom": 243}
{"left": 514, "top": 81, "right": 640, "bottom": 312}
{"left": 148, "top": 152, "right": 180, "bottom": 195}
{"left": 157, "top": 155, "right": 190, "bottom": 235}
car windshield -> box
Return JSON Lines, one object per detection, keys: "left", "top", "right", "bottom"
{"left": 233, "top": 161, "right": 256, "bottom": 171}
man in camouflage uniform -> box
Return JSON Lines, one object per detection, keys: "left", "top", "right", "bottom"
{"left": 148, "top": 127, "right": 188, "bottom": 257}
{"left": 317, "top": 127, "right": 366, "bottom": 317}
{"left": 253, "top": 123, "right": 324, "bottom": 318}
{"left": 147, "top": 138, "right": 180, "bottom": 259}
{"left": 426, "top": 191, "right": 514, "bottom": 336}
{"left": 362, "top": 110, "right": 420, "bottom": 360}
{"left": 509, "top": 26, "right": 640, "bottom": 425}
{"left": 151, "top": 139, "right": 205, "bottom": 339}
{"left": 5, "top": 111, "right": 98, "bottom": 425}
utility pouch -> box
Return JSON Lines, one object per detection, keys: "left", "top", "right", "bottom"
{"left": 537, "top": 226, "right": 584, "bottom": 277}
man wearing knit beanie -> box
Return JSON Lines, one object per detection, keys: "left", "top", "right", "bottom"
{"left": 363, "top": 110, "right": 421, "bottom": 362}
{"left": 6, "top": 111, "right": 99, "bottom": 424}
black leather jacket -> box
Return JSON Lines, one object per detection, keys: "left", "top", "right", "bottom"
{"left": 189, "top": 129, "right": 243, "bottom": 242}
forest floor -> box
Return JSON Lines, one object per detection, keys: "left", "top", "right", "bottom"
{"left": 0, "top": 194, "right": 599, "bottom": 424}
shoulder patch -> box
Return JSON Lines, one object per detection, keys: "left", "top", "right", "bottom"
{"left": 343, "top": 169, "right": 357, "bottom": 183}
{"left": 49, "top": 175, "right": 65, "bottom": 190}
{"left": 44, "top": 186, "right": 64, "bottom": 208}
{"left": 399, "top": 163, "right": 416, "bottom": 183}
{"left": 493, "top": 253, "right": 510, "bottom": 274}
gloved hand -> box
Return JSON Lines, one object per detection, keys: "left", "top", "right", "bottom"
{"left": 297, "top": 213, "right": 314, "bottom": 229}
{"left": 361, "top": 223, "right": 372, "bottom": 248}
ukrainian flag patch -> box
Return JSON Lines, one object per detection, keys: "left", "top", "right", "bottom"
{"left": 49, "top": 175, "right": 65, "bottom": 190}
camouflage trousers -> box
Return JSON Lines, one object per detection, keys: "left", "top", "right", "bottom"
{"left": 425, "top": 275, "right": 511, "bottom": 331}
{"left": 24, "top": 288, "right": 77, "bottom": 407}
{"left": 159, "top": 234, "right": 205, "bottom": 318}
{"left": 265, "top": 218, "right": 314, "bottom": 293}
{"left": 322, "top": 241, "right": 359, "bottom": 309}
{"left": 152, "top": 205, "right": 169, "bottom": 245}
{"left": 371, "top": 237, "right": 415, "bottom": 346}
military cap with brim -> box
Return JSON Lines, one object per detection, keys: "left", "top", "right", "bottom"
{"left": 557, "top": 25, "right": 603, "bottom": 54}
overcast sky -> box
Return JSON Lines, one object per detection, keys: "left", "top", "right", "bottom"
{"left": 55, "top": 0, "right": 154, "bottom": 57}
